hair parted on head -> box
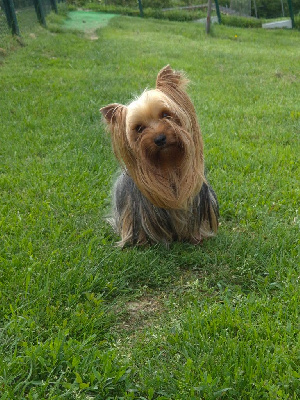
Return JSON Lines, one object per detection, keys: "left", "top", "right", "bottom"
{"left": 100, "top": 65, "right": 205, "bottom": 210}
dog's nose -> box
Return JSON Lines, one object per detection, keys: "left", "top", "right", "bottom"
{"left": 154, "top": 134, "right": 166, "bottom": 147}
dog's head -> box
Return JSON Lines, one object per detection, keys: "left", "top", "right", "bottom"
{"left": 101, "top": 65, "right": 205, "bottom": 209}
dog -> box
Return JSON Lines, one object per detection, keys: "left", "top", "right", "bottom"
{"left": 100, "top": 65, "right": 219, "bottom": 246}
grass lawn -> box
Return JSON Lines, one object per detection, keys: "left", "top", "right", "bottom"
{"left": 0, "top": 12, "right": 299, "bottom": 399}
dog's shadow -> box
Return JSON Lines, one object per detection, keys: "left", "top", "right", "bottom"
{"left": 103, "top": 225, "right": 273, "bottom": 297}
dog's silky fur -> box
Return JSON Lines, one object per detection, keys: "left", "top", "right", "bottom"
{"left": 101, "top": 65, "right": 219, "bottom": 246}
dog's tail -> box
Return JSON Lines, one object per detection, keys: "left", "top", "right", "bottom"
{"left": 197, "top": 181, "right": 219, "bottom": 238}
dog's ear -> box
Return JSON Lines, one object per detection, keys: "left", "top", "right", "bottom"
{"left": 100, "top": 103, "right": 127, "bottom": 125}
{"left": 156, "top": 65, "right": 189, "bottom": 91}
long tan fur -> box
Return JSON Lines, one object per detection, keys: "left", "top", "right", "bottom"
{"left": 100, "top": 65, "right": 205, "bottom": 210}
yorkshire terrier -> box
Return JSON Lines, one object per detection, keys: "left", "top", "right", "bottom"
{"left": 100, "top": 65, "right": 219, "bottom": 246}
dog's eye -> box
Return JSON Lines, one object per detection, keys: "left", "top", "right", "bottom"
{"left": 135, "top": 125, "right": 145, "bottom": 133}
{"left": 162, "top": 112, "right": 171, "bottom": 119}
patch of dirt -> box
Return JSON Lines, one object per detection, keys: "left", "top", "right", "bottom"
{"left": 115, "top": 295, "right": 163, "bottom": 334}
{"left": 89, "top": 34, "right": 99, "bottom": 41}
{"left": 84, "top": 29, "right": 99, "bottom": 41}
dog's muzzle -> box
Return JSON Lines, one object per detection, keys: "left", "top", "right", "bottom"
{"left": 154, "top": 134, "right": 167, "bottom": 147}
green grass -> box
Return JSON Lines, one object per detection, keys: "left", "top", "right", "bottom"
{"left": 62, "top": 11, "right": 117, "bottom": 31}
{"left": 0, "top": 13, "right": 299, "bottom": 399}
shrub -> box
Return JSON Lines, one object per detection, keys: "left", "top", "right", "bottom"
{"left": 221, "top": 14, "right": 262, "bottom": 28}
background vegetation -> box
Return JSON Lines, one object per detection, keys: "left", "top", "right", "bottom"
{"left": 0, "top": 10, "right": 299, "bottom": 399}
{"left": 67, "top": 0, "right": 300, "bottom": 19}
{"left": 65, "top": 0, "right": 300, "bottom": 29}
